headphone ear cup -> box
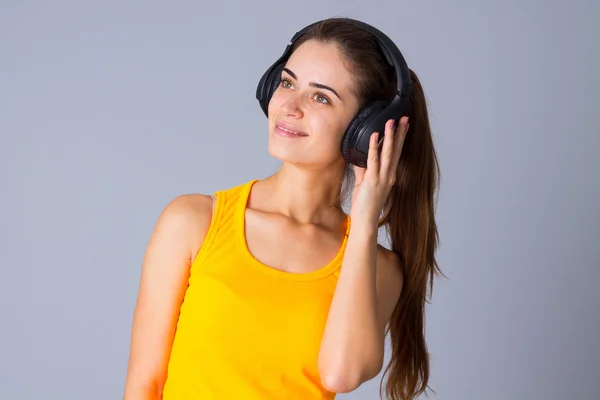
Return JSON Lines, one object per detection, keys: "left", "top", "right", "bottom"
{"left": 341, "top": 101, "right": 388, "bottom": 165}
{"left": 261, "top": 64, "right": 284, "bottom": 115}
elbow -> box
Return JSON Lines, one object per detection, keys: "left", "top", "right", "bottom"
{"left": 319, "top": 358, "right": 383, "bottom": 393}
{"left": 123, "top": 379, "right": 164, "bottom": 400}
{"left": 320, "top": 373, "right": 360, "bottom": 394}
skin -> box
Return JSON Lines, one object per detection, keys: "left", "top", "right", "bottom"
{"left": 123, "top": 39, "right": 409, "bottom": 398}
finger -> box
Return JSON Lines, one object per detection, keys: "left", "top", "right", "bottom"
{"left": 366, "top": 131, "right": 379, "bottom": 179}
{"left": 390, "top": 117, "right": 409, "bottom": 169}
{"left": 379, "top": 118, "right": 396, "bottom": 179}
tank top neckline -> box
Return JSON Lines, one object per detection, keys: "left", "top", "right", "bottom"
{"left": 234, "top": 179, "right": 351, "bottom": 281}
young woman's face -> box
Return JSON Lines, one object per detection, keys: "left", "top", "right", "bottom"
{"left": 267, "top": 40, "right": 360, "bottom": 167}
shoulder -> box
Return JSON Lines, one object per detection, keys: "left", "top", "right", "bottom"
{"left": 160, "top": 193, "right": 214, "bottom": 224}
{"left": 375, "top": 244, "right": 404, "bottom": 295}
{"left": 376, "top": 244, "right": 403, "bottom": 271}
{"left": 153, "top": 194, "right": 215, "bottom": 258}
{"left": 162, "top": 178, "right": 249, "bottom": 222}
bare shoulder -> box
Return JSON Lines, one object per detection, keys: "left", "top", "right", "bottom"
{"left": 157, "top": 193, "right": 215, "bottom": 256}
{"left": 375, "top": 244, "right": 404, "bottom": 298}
{"left": 376, "top": 244, "right": 403, "bottom": 274}
{"left": 162, "top": 193, "right": 214, "bottom": 222}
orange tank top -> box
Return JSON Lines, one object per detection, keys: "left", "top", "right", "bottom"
{"left": 162, "top": 179, "right": 351, "bottom": 399}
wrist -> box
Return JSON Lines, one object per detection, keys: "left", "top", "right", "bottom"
{"left": 348, "top": 216, "right": 379, "bottom": 239}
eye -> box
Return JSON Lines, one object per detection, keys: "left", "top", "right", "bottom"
{"left": 313, "top": 93, "right": 330, "bottom": 104}
{"left": 280, "top": 78, "right": 293, "bottom": 89}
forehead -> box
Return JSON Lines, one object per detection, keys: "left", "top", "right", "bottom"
{"left": 285, "top": 40, "right": 354, "bottom": 93}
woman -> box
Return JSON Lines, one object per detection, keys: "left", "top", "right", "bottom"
{"left": 124, "top": 17, "right": 442, "bottom": 400}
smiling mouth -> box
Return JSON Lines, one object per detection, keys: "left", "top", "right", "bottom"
{"left": 275, "top": 123, "right": 308, "bottom": 137}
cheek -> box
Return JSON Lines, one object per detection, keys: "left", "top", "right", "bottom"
{"left": 267, "top": 91, "right": 286, "bottom": 118}
{"left": 316, "top": 117, "right": 348, "bottom": 146}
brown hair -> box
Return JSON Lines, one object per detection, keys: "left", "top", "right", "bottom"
{"left": 292, "top": 18, "right": 444, "bottom": 400}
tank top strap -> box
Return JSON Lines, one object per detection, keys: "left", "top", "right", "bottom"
{"left": 190, "top": 180, "right": 257, "bottom": 270}
{"left": 215, "top": 179, "right": 258, "bottom": 227}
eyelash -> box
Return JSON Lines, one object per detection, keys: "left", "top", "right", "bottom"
{"left": 279, "top": 78, "right": 331, "bottom": 105}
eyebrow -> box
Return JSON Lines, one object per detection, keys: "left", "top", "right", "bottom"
{"left": 282, "top": 67, "right": 342, "bottom": 101}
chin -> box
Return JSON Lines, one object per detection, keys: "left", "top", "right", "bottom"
{"left": 268, "top": 145, "right": 343, "bottom": 169}
{"left": 267, "top": 143, "right": 305, "bottom": 164}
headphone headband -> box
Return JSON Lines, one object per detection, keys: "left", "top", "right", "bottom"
{"left": 255, "top": 18, "right": 412, "bottom": 167}
{"left": 289, "top": 19, "right": 412, "bottom": 99}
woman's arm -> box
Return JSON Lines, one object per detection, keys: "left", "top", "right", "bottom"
{"left": 318, "top": 221, "right": 404, "bottom": 393}
{"left": 319, "top": 117, "right": 409, "bottom": 393}
{"left": 123, "top": 194, "right": 214, "bottom": 399}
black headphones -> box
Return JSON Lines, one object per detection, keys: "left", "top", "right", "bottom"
{"left": 256, "top": 18, "right": 412, "bottom": 168}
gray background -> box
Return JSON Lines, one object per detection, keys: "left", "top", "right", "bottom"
{"left": 1, "top": 1, "right": 598, "bottom": 399}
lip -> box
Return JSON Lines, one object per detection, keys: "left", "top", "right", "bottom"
{"left": 275, "top": 121, "right": 308, "bottom": 137}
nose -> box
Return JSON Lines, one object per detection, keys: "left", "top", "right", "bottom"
{"left": 280, "top": 91, "right": 304, "bottom": 119}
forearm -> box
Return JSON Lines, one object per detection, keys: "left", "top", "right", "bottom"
{"left": 318, "top": 219, "right": 383, "bottom": 391}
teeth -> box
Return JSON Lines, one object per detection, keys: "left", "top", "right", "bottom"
{"left": 282, "top": 127, "right": 298, "bottom": 134}
{"left": 279, "top": 125, "right": 303, "bottom": 135}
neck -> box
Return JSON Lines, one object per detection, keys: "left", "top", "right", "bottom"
{"left": 260, "top": 161, "right": 347, "bottom": 225}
